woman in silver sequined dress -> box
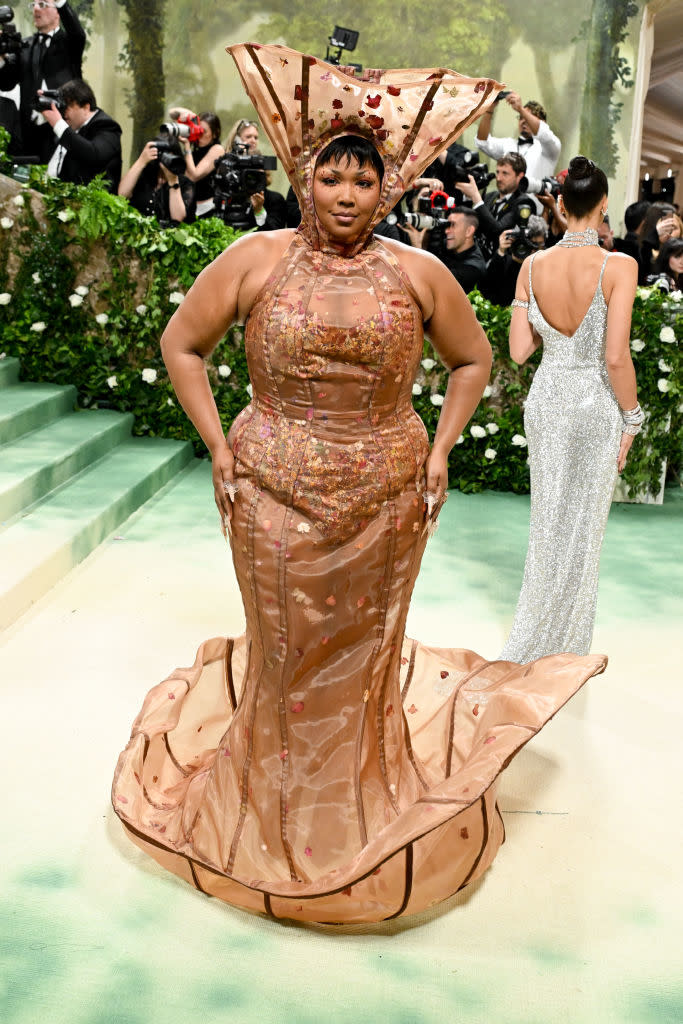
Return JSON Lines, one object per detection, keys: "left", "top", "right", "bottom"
{"left": 500, "top": 157, "right": 642, "bottom": 663}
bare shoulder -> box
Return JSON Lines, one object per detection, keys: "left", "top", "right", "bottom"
{"left": 201, "top": 228, "right": 294, "bottom": 280}
{"left": 381, "top": 235, "right": 447, "bottom": 279}
{"left": 221, "top": 227, "right": 295, "bottom": 262}
{"left": 605, "top": 250, "right": 638, "bottom": 270}
{"left": 603, "top": 250, "right": 638, "bottom": 287}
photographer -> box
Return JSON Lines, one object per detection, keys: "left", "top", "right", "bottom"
{"left": 42, "top": 79, "right": 121, "bottom": 191}
{"left": 476, "top": 92, "right": 560, "bottom": 193}
{"left": 456, "top": 152, "right": 534, "bottom": 256}
{"left": 537, "top": 189, "right": 567, "bottom": 247}
{"left": 118, "top": 139, "right": 195, "bottom": 227}
{"left": 647, "top": 238, "right": 683, "bottom": 292}
{"left": 225, "top": 117, "right": 286, "bottom": 230}
{"left": 480, "top": 215, "right": 547, "bottom": 306}
{"left": 0, "top": 1, "right": 85, "bottom": 161}
{"left": 443, "top": 207, "right": 486, "bottom": 294}
{"left": 613, "top": 200, "right": 649, "bottom": 278}
{"left": 171, "top": 108, "right": 225, "bottom": 219}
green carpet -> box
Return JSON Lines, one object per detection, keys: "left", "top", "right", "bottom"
{"left": 1, "top": 467, "right": 681, "bottom": 1024}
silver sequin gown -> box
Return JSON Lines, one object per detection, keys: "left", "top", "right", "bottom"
{"left": 499, "top": 250, "right": 622, "bottom": 663}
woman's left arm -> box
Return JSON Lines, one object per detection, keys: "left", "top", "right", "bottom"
{"left": 418, "top": 252, "right": 493, "bottom": 503}
{"left": 182, "top": 141, "right": 225, "bottom": 182}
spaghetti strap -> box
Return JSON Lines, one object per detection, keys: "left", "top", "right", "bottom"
{"left": 598, "top": 250, "right": 610, "bottom": 286}
{"left": 528, "top": 251, "right": 539, "bottom": 301}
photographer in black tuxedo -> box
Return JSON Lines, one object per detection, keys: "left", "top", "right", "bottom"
{"left": 455, "top": 152, "right": 534, "bottom": 258}
{"left": 42, "top": 79, "right": 122, "bottom": 192}
{"left": 0, "top": 0, "right": 85, "bottom": 161}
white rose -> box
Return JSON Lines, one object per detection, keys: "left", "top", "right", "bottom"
{"left": 68, "top": 293, "right": 84, "bottom": 307}
{"left": 75, "top": 285, "right": 89, "bottom": 296}
{"left": 636, "top": 286, "right": 650, "bottom": 300}
{"left": 0, "top": 292, "right": 11, "bottom": 305}
{"left": 169, "top": 291, "right": 185, "bottom": 305}
{"left": 659, "top": 326, "right": 675, "bottom": 343}
{"left": 421, "top": 357, "right": 436, "bottom": 370}
{"left": 31, "top": 321, "right": 46, "bottom": 332}
{"left": 246, "top": 383, "right": 253, "bottom": 398}
{"left": 657, "top": 378, "right": 671, "bottom": 393}
{"left": 12, "top": 194, "right": 25, "bottom": 207}
{"left": 141, "top": 368, "right": 157, "bottom": 384}
{"left": 511, "top": 434, "right": 528, "bottom": 447}
{"left": 670, "top": 290, "right": 681, "bottom": 302}
{"left": 1, "top": 217, "right": 14, "bottom": 229}
{"left": 135, "top": 304, "right": 147, "bottom": 315}
{"left": 470, "top": 425, "right": 486, "bottom": 438}
{"left": 412, "top": 383, "right": 422, "bottom": 396}
{"left": 31, "top": 272, "right": 41, "bottom": 284}
{"left": 486, "top": 422, "right": 499, "bottom": 434}
{"left": 95, "top": 313, "right": 108, "bottom": 325}
{"left": 106, "top": 375, "right": 118, "bottom": 389}
{"left": 658, "top": 359, "right": 672, "bottom": 373}
{"left": 218, "top": 364, "right": 232, "bottom": 378}
{"left": 455, "top": 434, "right": 464, "bottom": 445}
{"left": 166, "top": 397, "right": 174, "bottom": 406}
{"left": 630, "top": 339, "right": 645, "bottom": 352}
{"left": 482, "top": 385, "right": 493, "bottom": 398}
{"left": 484, "top": 448, "right": 497, "bottom": 460}
{"left": 430, "top": 393, "right": 444, "bottom": 407}
{"left": 57, "top": 209, "right": 73, "bottom": 222}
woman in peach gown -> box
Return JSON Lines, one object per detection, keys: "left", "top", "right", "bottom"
{"left": 112, "top": 44, "right": 606, "bottom": 924}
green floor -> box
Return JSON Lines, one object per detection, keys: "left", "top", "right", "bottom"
{"left": 1, "top": 465, "right": 681, "bottom": 1024}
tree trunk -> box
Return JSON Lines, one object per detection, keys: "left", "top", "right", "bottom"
{"left": 97, "top": 0, "right": 121, "bottom": 116}
{"left": 578, "top": 0, "right": 626, "bottom": 174}
{"left": 118, "top": 0, "right": 166, "bottom": 162}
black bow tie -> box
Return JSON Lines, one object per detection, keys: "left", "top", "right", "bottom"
{"left": 517, "top": 136, "right": 531, "bottom": 147}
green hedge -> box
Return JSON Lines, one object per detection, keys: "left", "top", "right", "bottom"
{"left": 0, "top": 145, "right": 680, "bottom": 498}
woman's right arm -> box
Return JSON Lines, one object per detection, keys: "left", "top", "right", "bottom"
{"left": 509, "top": 256, "right": 541, "bottom": 364}
{"left": 160, "top": 231, "right": 291, "bottom": 520}
{"left": 604, "top": 254, "right": 640, "bottom": 471}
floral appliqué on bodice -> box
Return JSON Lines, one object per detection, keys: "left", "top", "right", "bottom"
{"left": 229, "top": 234, "right": 429, "bottom": 543}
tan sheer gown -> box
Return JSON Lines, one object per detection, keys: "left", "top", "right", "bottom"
{"left": 112, "top": 44, "right": 606, "bottom": 924}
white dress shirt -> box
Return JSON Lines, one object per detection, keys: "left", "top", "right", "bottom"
{"left": 477, "top": 120, "right": 562, "bottom": 192}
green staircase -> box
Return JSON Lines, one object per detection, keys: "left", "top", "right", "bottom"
{"left": 0, "top": 357, "right": 194, "bottom": 629}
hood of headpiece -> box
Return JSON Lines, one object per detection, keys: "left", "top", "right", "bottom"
{"left": 228, "top": 42, "right": 502, "bottom": 255}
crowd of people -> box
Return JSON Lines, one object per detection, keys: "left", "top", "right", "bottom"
{"left": 0, "top": 2, "right": 680, "bottom": 302}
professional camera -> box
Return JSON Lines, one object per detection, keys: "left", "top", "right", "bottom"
{"left": 213, "top": 141, "right": 277, "bottom": 228}
{"left": 452, "top": 149, "right": 495, "bottom": 197}
{"left": 166, "top": 109, "right": 204, "bottom": 144}
{"left": 386, "top": 190, "right": 456, "bottom": 233}
{"left": 33, "top": 87, "right": 66, "bottom": 115}
{"left": 0, "top": 7, "right": 22, "bottom": 66}
{"left": 150, "top": 124, "right": 186, "bottom": 176}
{"left": 494, "top": 90, "right": 511, "bottom": 104}
{"left": 505, "top": 201, "right": 543, "bottom": 260}
{"left": 645, "top": 273, "right": 673, "bottom": 293}
{"left": 539, "top": 176, "right": 562, "bottom": 199}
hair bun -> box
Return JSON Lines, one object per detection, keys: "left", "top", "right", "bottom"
{"left": 568, "top": 156, "right": 595, "bottom": 180}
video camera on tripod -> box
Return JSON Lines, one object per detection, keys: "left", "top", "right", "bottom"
{"left": 0, "top": 6, "right": 22, "bottom": 67}
{"left": 213, "top": 141, "right": 277, "bottom": 229}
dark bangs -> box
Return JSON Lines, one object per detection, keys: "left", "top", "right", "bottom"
{"left": 316, "top": 135, "right": 384, "bottom": 183}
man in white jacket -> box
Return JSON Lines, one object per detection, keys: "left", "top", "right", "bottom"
{"left": 476, "top": 92, "right": 561, "bottom": 194}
